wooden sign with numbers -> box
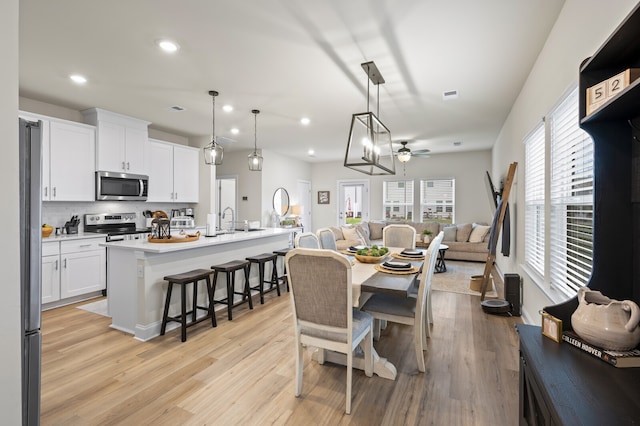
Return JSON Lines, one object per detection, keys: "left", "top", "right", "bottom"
{"left": 586, "top": 68, "right": 640, "bottom": 115}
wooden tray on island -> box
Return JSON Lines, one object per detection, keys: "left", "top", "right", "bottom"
{"left": 148, "top": 231, "right": 200, "bottom": 243}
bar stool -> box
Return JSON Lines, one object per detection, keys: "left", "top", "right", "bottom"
{"left": 273, "top": 247, "right": 292, "bottom": 292}
{"left": 211, "top": 260, "right": 252, "bottom": 321}
{"left": 246, "top": 253, "right": 279, "bottom": 304}
{"left": 160, "top": 269, "right": 216, "bottom": 342}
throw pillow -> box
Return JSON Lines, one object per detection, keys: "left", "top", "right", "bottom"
{"left": 355, "top": 226, "right": 372, "bottom": 246}
{"left": 443, "top": 225, "right": 457, "bottom": 242}
{"left": 368, "top": 222, "right": 385, "bottom": 240}
{"left": 469, "top": 224, "right": 491, "bottom": 243}
{"left": 358, "top": 221, "right": 370, "bottom": 238}
{"left": 456, "top": 223, "right": 473, "bottom": 242}
{"left": 329, "top": 226, "right": 343, "bottom": 241}
{"left": 341, "top": 226, "right": 364, "bottom": 244}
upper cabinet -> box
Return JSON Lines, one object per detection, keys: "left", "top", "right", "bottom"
{"left": 82, "top": 108, "right": 150, "bottom": 175}
{"left": 19, "top": 111, "right": 96, "bottom": 202}
{"left": 147, "top": 138, "right": 199, "bottom": 203}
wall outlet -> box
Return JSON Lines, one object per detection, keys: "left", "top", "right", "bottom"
{"left": 137, "top": 265, "right": 144, "bottom": 278}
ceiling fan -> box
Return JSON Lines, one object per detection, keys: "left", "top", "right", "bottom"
{"left": 393, "top": 141, "right": 431, "bottom": 162}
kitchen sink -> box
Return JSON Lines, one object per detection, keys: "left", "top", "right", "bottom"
{"left": 234, "top": 228, "right": 264, "bottom": 232}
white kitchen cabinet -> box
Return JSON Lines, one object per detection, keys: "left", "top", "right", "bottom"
{"left": 49, "top": 120, "right": 96, "bottom": 201}
{"left": 147, "top": 139, "right": 199, "bottom": 203}
{"left": 42, "top": 237, "right": 106, "bottom": 307}
{"left": 41, "top": 242, "right": 60, "bottom": 304}
{"left": 19, "top": 111, "right": 96, "bottom": 201}
{"left": 82, "top": 108, "right": 150, "bottom": 175}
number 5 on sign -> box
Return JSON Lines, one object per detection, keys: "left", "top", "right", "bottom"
{"left": 586, "top": 81, "right": 607, "bottom": 115}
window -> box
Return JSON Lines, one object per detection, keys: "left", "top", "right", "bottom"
{"left": 548, "top": 87, "right": 594, "bottom": 296}
{"left": 524, "top": 123, "right": 545, "bottom": 276}
{"left": 383, "top": 180, "right": 413, "bottom": 220}
{"left": 523, "top": 86, "right": 594, "bottom": 298}
{"left": 420, "top": 179, "right": 454, "bottom": 223}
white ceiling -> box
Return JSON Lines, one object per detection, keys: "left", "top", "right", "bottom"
{"left": 19, "top": 0, "right": 564, "bottom": 163}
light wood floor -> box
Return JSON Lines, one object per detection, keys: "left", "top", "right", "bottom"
{"left": 41, "top": 271, "right": 522, "bottom": 425}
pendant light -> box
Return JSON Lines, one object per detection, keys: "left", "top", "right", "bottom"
{"left": 203, "top": 90, "right": 224, "bottom": 165}
{"left": 344, "top": 61, "right": 395, "bottom": 175}
{"left": 248, "top": 109, "right": 263, "bottom": 171}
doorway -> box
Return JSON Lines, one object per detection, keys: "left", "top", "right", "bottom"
{"left": 337, "top": 180, "right": 370, "bottom": 226}
{"left": 297, "top": 180, "right": 311, "bottom": 231}
{"left": 216, "top": 176, "right": 237, "bottom": 231}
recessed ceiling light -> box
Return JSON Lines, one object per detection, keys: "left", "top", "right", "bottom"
{"left": 69, "top": 74, "right": 87, "bottom": 84}
{"left": 157, "top": 40, "right": 179, "bottom": 53}
{"left": 168, "top": 105, "right": 186, "bottom": 112}
{"left": 230, "top": 128, "right": 239, "bottom": 135}
{"left": 300, "top": 117, "right": 310, "bottom": 125}
{"left": 223, "top": 105, "right": 233, "bottom": 112}
{"left": 308, "top": 149, "right": 315, "bottom": 156}
{"left": 453, "top": 141, "right": 462, "bottom": 146}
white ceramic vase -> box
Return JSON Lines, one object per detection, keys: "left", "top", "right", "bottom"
{"left": 571, "top": 287, "right": 640, "bottom": 351}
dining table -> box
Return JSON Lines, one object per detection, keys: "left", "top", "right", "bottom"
{"left": 313, "top": 247, "right": 425, "bottom": 380}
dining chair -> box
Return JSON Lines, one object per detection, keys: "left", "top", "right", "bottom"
{"left": 361, "top": 231, "right": 443, "bottom": 372}
{"left": 294, "top": 232, "right": 320, "bottom": 248}
{"left": 316, "top": 227, "right": 338, "bottom": 250}
{"left": 382, "top": 224, "right": 416, "bottom": 249}
{"left": 285, "top": 248, "right": 373, "bottom": 414}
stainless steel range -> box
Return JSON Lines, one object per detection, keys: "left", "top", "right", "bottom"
{"left": 84, "top": 213, "right": 150, "bottom": 241}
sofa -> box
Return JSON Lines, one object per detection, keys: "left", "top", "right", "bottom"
{"left": 328, "top": 221, "right": 491, "bottom": 262}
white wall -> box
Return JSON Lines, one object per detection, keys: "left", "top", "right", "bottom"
{"left": 2, "top": 0, "right": 23, "bottom": 422}
{"left": 310, "top": 150, "right": 493, "bottom": 231}
{"left": 217, "top": 149, "right": 313, "bottom": 227}
{"left": 491, "top": 0, "right": 638, "bottom": 323}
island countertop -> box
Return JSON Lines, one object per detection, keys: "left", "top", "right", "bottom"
{"left": 103, "top": 227, "right": 294, "bottom": 341}
{"left": 100, "top": 227, "right": 295, "bottom": 253}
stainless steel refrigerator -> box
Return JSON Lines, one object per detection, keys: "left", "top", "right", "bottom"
{"left": 19, "top": 117, "right": 42, "bottom": 425}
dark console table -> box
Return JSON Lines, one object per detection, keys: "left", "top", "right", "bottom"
{"left": 517, "top": 324, "right": 640, "bottom": 425}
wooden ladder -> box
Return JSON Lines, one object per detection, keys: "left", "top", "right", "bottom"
{"left": 480, "top": 162, "right": 517, "bottom": 301}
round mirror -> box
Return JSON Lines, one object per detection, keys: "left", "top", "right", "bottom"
{"left": 273, "top": 187, "right": 290, "bottom": 216}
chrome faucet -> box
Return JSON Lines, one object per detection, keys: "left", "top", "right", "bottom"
{"left": 222, "top": 207, "right": 234, "bottom": 232}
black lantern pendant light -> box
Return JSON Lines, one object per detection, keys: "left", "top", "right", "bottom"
{"left": 344, "top": 61, "right": 395, "bottom": 175}
{"left": 248, "top": 109, "right": 263, "bottom": 171}
{"left": 203, "top": 90, "right": 224, "bottom": 165}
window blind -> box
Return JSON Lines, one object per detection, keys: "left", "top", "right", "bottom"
{"left": 548, "top": 87, "right": 594, "bottom": 296}
{"left": 383, "top": 180, "right": 414, "bottom": 220}
{"left": 524, "top": 122, "right": 545, "bottom": 276}
{"left": 419, "top": 179, "right": 455, "bottom": 223}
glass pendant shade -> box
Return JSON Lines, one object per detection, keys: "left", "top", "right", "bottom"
{"left": 344, "top": 111, "right": 395, "bottom": 175}
{"left": 204, "top": 90, "right": 223, "bottom": 166}
{"left": 248, "top": 109, "right": 262, "bottom": 171}
{"left": 204, "top": 139, "right": 223, "bottom": 165}
{"left": 397, "top": 147, "right": 412, "bottom": 163}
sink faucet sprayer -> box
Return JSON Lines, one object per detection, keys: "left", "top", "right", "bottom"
{"left": 222, "top": 207, "right": 234, "bottom": 232}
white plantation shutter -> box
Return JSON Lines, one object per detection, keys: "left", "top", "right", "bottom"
{"left": 524, "top": 122, "right": 545, "bottom": 276}
{"left": 548, "top": 87, "right": 594, "bottom": 296}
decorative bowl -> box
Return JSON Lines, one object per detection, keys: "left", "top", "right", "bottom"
{"left": 42, "top": 227, "right": 53, "bottom": 238}
{"left": 354, "top": 254, "right": 387, "bottom": 264}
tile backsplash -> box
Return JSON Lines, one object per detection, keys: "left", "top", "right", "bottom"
{"left": 42, "top": 201, "right": 193, "bottom": 231}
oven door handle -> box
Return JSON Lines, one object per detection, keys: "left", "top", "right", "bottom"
{"left": 108, "top": 235, "right": 125, "bottom": 242}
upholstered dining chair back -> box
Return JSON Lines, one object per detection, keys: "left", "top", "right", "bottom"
{"left": 285, "top": 248, "right": 373, "bottom": 414}
{"left": 294, "top": 232, "right": 320, "bottom": 249}
{"left": 382, "top": 224, "right": 416, "bottom": 249}
{"left": 316, "top": 227, "right": 338, "bottom": 251}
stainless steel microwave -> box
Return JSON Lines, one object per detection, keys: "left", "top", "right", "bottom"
{"left": 95, "top": 171, "right": 148, "bottom": 201}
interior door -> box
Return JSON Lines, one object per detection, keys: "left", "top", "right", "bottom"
{"left": 337, "top": 180, "right": 370, "bottom": 226}
{"left": 297, "top": 180, "right": 311, "bottom": 231}
{"left": 216, "top": 176, "right": 237, "bottom": 230}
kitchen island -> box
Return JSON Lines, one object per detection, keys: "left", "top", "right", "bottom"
{"left": 101, "top": 228, "right": 294, "bottom": 341}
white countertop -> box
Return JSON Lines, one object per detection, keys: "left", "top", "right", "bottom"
{"left": 100, "top": 227, "right": 294, "bottom": 253}
{"left": 42, "top": 232, "right": 106, "bottom": 242}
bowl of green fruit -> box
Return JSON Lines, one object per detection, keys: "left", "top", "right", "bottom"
{"left": 354, "top": 245, "right": 390, "bottom": 263}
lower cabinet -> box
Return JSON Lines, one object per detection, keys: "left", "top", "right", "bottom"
{"left": 42, "top": 237, "right": 106, "bottom": 306}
